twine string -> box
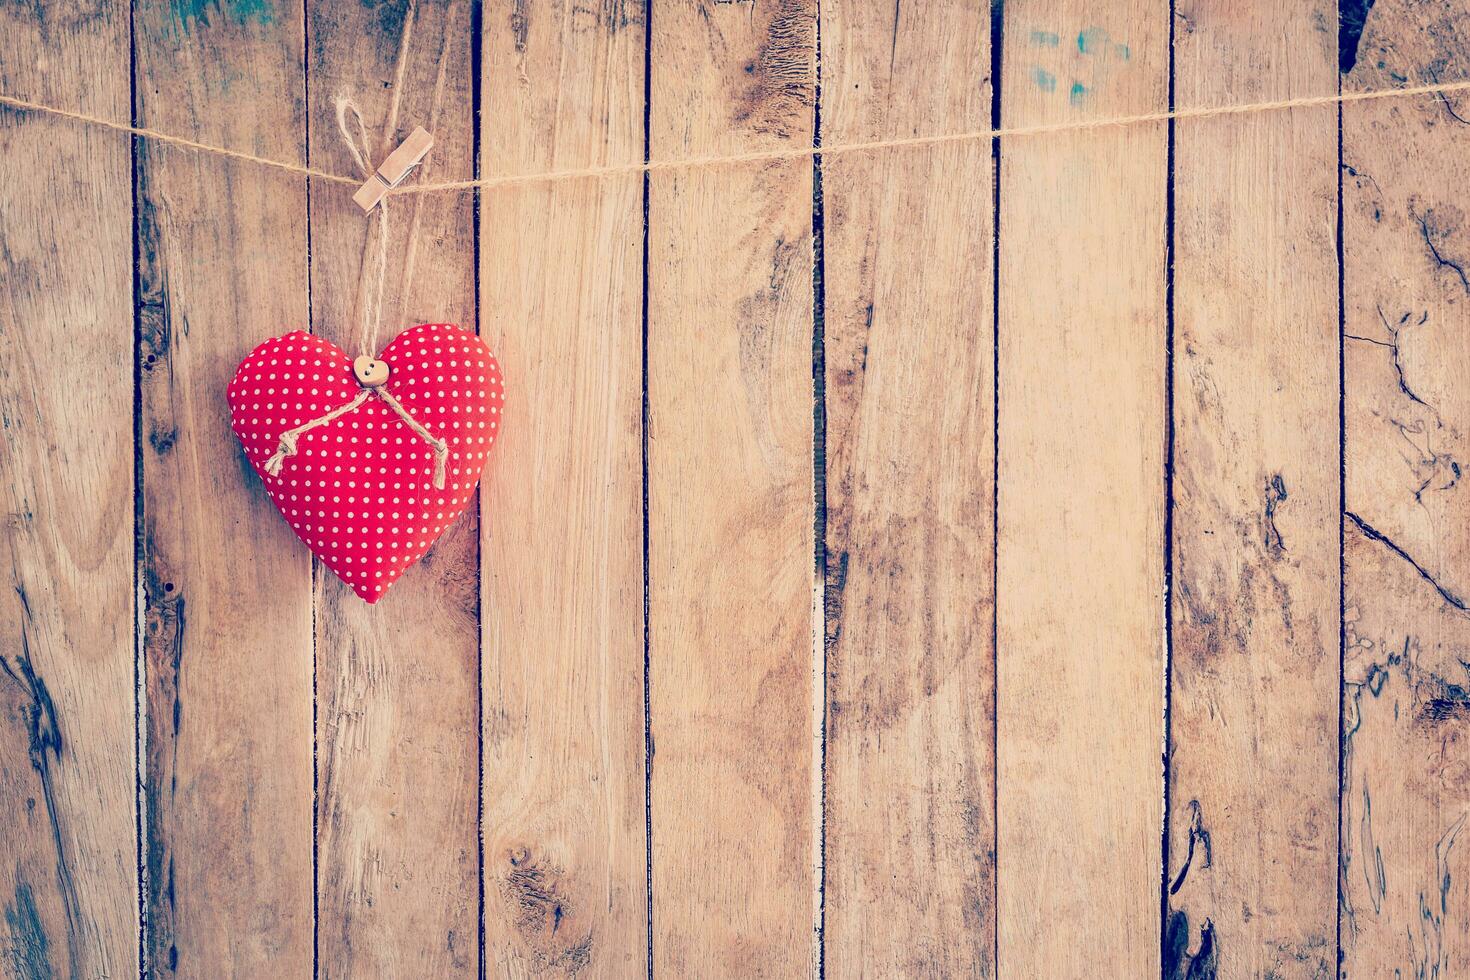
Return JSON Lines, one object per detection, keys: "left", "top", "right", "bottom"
{"left": 262, "top": 90, "right": 448, "bottom": 492}
{"left": 1, "top": 78, "right": 1467, "bottom": 196}
{"left": 16, "top": 74, "right": 1464, "bottom": 493}
{"left": 263, "top": 388, "right": 371, "bottom": 477}
{"left": 377, "top": 386, "right": 450, "bottom": 489}
{"left": 263, "top": 383, "right": 450, "bottom": 490}
{"left": 240, "top": 90, "right": 453, "bottom": 491}
{"left": 335, "top": 96, "right": 391, "bottom": 357}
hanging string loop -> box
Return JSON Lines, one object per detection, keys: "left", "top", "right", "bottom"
{"left": 257, "top": 96, "right": 451, "bottom": 491}
{"left": 335, "top": 95, "right": 392, "bottom": 357}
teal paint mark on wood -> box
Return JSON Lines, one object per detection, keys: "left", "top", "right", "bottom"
{"left": 1031, "top": 67, "right": 1057, "bottom": 93}
{"left": 1076, "top": 27, "right": 1130, "bottom": 63}
{"left": 170, "top": 0, "right": 275, "bottom": 33}
{"left": 1029, "top": 30, "right": 1060, "bottom": 47}
{"left": 1069, "top": 82, "right": 1088, "bottom": 106}
{"left": 1078, "top": 27, "right": 1108, "bottom": 54}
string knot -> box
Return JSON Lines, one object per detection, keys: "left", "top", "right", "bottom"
{"left": 263, "top": 430, "right": 300, "bottom": 476}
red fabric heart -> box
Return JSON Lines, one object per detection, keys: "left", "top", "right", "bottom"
{"left": 227, "top": 323, "right": 503, "bottom": 603}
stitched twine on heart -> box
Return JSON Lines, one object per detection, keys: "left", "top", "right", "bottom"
{"left": 263, "top": 384, "right": 450, "bottom": 489}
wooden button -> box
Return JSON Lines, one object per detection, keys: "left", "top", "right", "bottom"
{"left": 353, "top": 356, "right": 390, "bottom": 387}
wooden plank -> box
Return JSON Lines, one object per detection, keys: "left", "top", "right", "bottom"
{"left": 646, "top": 1, "right": 816, "bottom": 974}
{"left": 819, "top": 1, "right": 995, "bottom": 974}
{"left": 1166, "top": 4, "right": 1340, "bottom": 976}
{"left": 1341, "top": 3, "right": 1470, "bottom": 975}
{"left": 1341, "top": 530, "right": 1470, "bottom": 977}
{"left": 0, "top": 5, "right": 137, "bottom": 978}
{"left": 133, "top": 3, "right": 314, "bottom": 974}
{"left": 305, "top": 3, "right": 480, "bottom": 975}
{"left": 996, "top": 3, "right": 1167, "bottom": 974}
{"left": 479, "top": 0, "right": 649, "bottom": 974}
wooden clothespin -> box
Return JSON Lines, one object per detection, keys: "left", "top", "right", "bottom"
{"left": 352, "top": 127, "right": 433, "bottom": 213}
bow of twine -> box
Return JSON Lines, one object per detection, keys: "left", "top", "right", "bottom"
{"left": 262, "top": 96, "right": 449, "bottom": 490}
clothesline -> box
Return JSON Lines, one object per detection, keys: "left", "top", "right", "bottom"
{"left": 1, "top": 78, "right": 1467, "bottom": 196}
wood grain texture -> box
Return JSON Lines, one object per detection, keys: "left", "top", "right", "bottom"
{"left": 1342, "top": 526, "right": 1470, "bottom": 978}
{"left": 819, "top": 0, "right": 995, "bottom": 974}
{"left": 1166, "top": 4, "right": 1341, "bottom": 977}
{"left": 306, "top": 2, "right": 480, "bottom": 975}
{"left": 0, "top": 4, "right": 137, "bottom": 978}
{"left": 1341, "top": 2, "right": 1470, "bottom": 975}
{"left": 646, "top": 0, "right": 817, "bottom": 974}
{"left": 133, "top": 2, "right": 314, "bottom": 974}
{"left": 996, "top": 2, "right": 1167, "bottom": 974}
{"left": 12, "top": 2, "right": 1470, "bottom": 973}
{"left": 479, "top": 0, "right": 649, "bottom": 974}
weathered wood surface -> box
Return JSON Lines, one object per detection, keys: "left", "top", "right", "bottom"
{"left": 646, "top": 0, "right": 817, "bottom": 974}
{"left": 1167, "top": 3, "right": 1341, "bottom": 977}
{"left": 479, "top": 0, "right": 649, "bottom": 974}
{"left": 134, "top": 2, "right": 315, "bottom": 975}
{"left": 0, "top": 5, "right": 137, "bottom": 979}
{"left": 4, "top": 0, "right": 1470, "bottom": 975}
{"left": 307, "top": 2, "right": 481, "bottom": 976}
{"left": 820, "top": 0, "right": 996, "bottom": 974}
{"left": 996, "top": 2, "right": 1168, "bottom": 974}
{"left": 1341, "top": 2, "right": 1470, "bottom": 976}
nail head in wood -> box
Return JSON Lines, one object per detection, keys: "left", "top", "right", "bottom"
{"left": 353, "top": 355, "right": 390, "bottom": 387}
{"left": 352, "top": 127, "right": 434, "bottom": 213}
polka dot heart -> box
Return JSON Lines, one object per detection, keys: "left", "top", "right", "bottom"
{"left": 227, "top": 323, "right": 504, "bottom": 604}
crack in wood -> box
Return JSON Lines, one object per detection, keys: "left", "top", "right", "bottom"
{"left": 1262, "top": 474, "right": 1288, "bottom": 557}
{"left": 1345, "top": 511, "right": 1467, "bottom": 611}
{"left": 1412, "top": 206, "right": 1470, "bottom": 295}
{"left": 1168, "top": 800, "right": 1212, "bottom": 896}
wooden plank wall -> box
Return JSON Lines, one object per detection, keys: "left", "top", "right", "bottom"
{"left": 646, "top": 2, "right": 816, "bottom": 974}
{"left": 480, "top": 0, "right": 648, "bottom": 973}
{"left": 2, "top": 1, "right": 1469, "bottom": 977}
